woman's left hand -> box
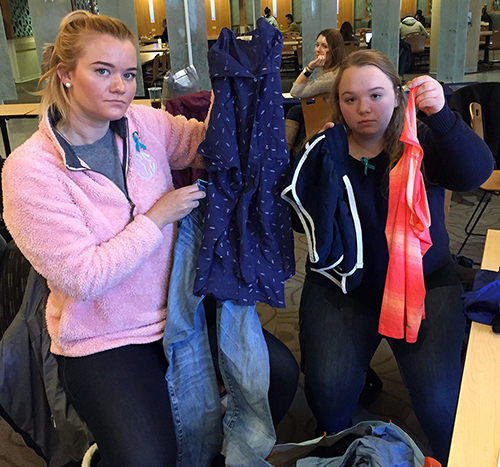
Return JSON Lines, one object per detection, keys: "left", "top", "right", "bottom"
{"left": 406, "top": 75, "right": 445, "bottom": 117}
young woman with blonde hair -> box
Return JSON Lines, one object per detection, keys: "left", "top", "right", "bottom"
{"left": 2, "top": 10, "right": 298, "bottom": 466}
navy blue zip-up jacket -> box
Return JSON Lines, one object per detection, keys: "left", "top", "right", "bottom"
{"left": 282, "top": 124, "right": 363, "bottom": 293}
{"left": 195, "top": 18, "right": 295, "bottom": 307}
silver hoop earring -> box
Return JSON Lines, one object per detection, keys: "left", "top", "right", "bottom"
{"left": 65, "top": 82, "right": 71, "bottom": 88}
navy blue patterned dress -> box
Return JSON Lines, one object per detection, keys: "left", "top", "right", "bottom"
{"left": 195, "top": 18, "right": 294, "bottom": 307}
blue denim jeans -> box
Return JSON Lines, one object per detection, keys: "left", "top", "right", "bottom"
{"left": 164, "top": 181, "right": 275, "bottom": 467}
{"left": 299, "top": 262, "right": 465, "bottom": 466}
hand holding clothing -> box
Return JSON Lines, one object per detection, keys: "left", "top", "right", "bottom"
{"left": 407, "top": 75, "right": 445, "bottom": 116}
{"left": 146, "top": 184, "right": 206, "bottom": 230}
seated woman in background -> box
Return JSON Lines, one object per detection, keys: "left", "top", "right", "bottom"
{"left": 286, "top": 29, "right": 345, "bottom": 156}
{"left": 339, "top": 21, "right": 358, "bottom": 42}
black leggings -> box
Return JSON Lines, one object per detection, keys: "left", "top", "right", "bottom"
{"left": 56, "top": 299, "right": 299, "bottom": 467}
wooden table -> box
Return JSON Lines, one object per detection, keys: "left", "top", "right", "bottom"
{"left": 140, "top": 43, "right": 167, "bottom": 53}
{"left": 1, "top": 100, "right": 151, "bottom": 156}
{"left": 448, "top": 229, "right": 500, "bottom": 467}
{"left": 140, "top": 52, "right": 161, "bottom": 66}
{"left": 139, "top": 38, "right": 158, "bottom": 45}
{"left": 140, "top": 45, "right": 168, "bottom": 67}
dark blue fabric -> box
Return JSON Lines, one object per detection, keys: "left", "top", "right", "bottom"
{"left": 282, "top": 125, "right": 363, "bottom": 293}
{"left": 462, "top": 269, "right": 500, "bottom": 325}
{"left": 195, "top": 18, "right": 294, "bottom": 307}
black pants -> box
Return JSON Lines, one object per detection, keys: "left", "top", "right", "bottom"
{"left": 56, "top": 299, "right": 299, "bottom": 467}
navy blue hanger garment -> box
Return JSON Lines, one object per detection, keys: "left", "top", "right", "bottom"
{"left": 195, "top": 18, "right": 294, "bottom": 307}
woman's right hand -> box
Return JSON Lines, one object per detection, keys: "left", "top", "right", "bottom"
{"left": 308, "top": 55, "right": 326, "bottom": 70}
{"left": 145, "top": 184, "right": 206, "bottom": 230}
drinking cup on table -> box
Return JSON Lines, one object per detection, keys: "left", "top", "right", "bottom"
{"left": 148, "top": 87, "right": 162, "bottom": 109}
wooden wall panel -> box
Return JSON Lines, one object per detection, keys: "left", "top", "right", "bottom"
{"left": 0, "top": 0, "right": 14, "bottom": 40}
{"left": 134, "top": 0, "right": 166, "bottom": 38}
{"left": 400, "top": 0, "right": 417, "bottom": 18}
{"left": 206, "top": 0, "right": 232, "bottom": 39}
{"left": 338, "top": 0, "right": 354, "bottom": 29}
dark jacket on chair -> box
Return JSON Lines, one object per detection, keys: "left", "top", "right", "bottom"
{"left": 449, "top": 82, "right": 500, "bottom": 167}
{"left": 0, "top": 269, "right": 93, "bottom": 466}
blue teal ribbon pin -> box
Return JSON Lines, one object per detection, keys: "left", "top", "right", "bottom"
{"left": 132, "top": 131, "right": 147, "bottom": 152}
{"left": 360, "top": 157, "right": 375, "bottom": 175}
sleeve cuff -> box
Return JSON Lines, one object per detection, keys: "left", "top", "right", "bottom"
{"left": 417, "top": 104, "right": 458, "bottom": 135}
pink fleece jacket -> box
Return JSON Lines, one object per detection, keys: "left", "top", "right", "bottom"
{"left": 2, "top": 104, "right": 206, "bottom": 357}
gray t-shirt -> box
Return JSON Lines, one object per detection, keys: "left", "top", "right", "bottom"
{"left": 55, "top": 128, "right": 126, "bottom": 195}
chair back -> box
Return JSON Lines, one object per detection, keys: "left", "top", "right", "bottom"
{"left": 160, "top": 51, "right": 170, "bottom": 74}
{"left": 449, "top": 82, "right": 500, "bottom": 166}
{"left": 344, "top": 41, "right": 360, "bottom": 56}
{"left": 300, "top": 92, "right": 331, "bottom": 141}
{"left": 283, "top": 31, "right": 301, "bottom": 41}
{"left": 467, "top": 102, "right": 500, "bottom": 192}
{"left": 403, "top": 32, "right": 426, "bottom": 53}
{"left": 355, "top": 27, "right": 371, "bottom": 42}
{"left": 282, "top": 43, "right": 296, "bottom": 56}
{"left": 490, "top": 29, "right": 500, "bottom": 51}
{"left": 469, "top": 102, "right": 484, "bottom": 139}
{"left": 294, "top": 42, "right": 303, "bottom": 67}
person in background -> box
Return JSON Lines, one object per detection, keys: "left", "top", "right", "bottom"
{"left": 283, "top": 14, "right": 300, "bottom": 34}
{"left": 482, "top": 4, "right": 492, "bottom": 30}
{"left": 414, "top": 9, "right": 427, "bottom": 27}
{"left": 263, "top": 7, "right": 278, "bottom": 28}
{"left": 339, "top": 21, "right": 358, "bottom": 42}
{"left": 297, "top": 49, "right": 493, "bottom": 466}
{"left": 2, "top": 10, "right": 298, "bottom": 467}
{"left": 285, "top": 29, "right": 345, "bottom": 156}
{"left": 400, "top": 13, "right": 428, "bottom": 38}
{"left": 154, "top": 18, "right": 168, "bottom": 43}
